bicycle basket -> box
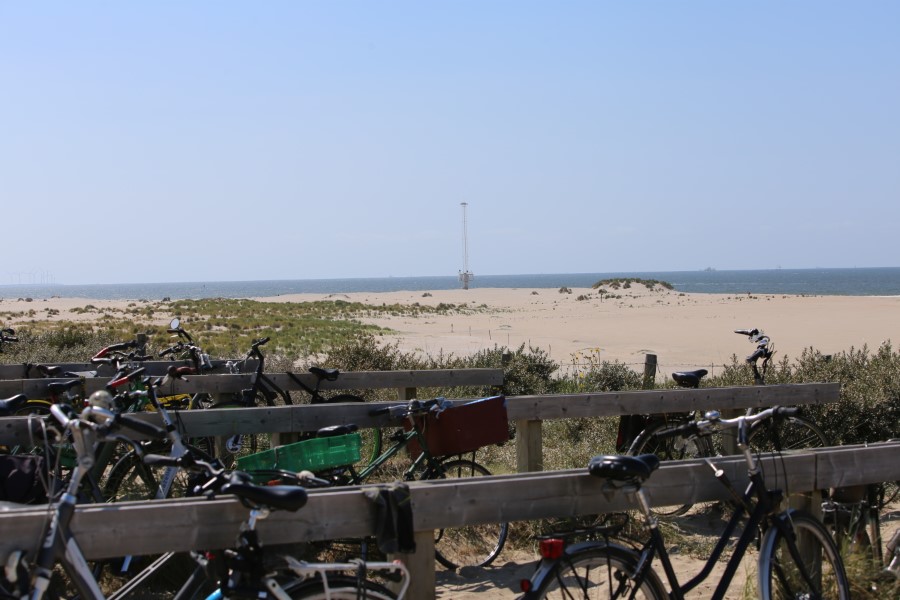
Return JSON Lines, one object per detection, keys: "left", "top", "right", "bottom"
{"left": 236, "top": 433, "right": 361, "bottom": 480}
{"left": 407, "top": 395, "right": 508, "bottom": 459}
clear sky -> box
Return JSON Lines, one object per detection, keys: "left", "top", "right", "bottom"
{"left": 2, "top": 2, "right": 898, "bottom": 285}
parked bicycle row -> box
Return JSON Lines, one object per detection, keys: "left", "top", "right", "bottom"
{"left": 1, "top": 324, "right": 896, "bottom": 598}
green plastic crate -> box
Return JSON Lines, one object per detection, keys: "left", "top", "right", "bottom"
{"left": 236, "top": 433, "right": 361, "bottom": 475}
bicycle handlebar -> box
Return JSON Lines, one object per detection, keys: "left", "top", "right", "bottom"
{"left": 115, "top": 413, "right": 168, "bottom": 439}
{"left": 655, "top": 406, "right": 801, "bottom": 440}
{"left": 48, "top": 403, "right": 166, "bottom": 439}
{"left": 106, "top": 367, "right": 147, "bottom": 390}
{"left": 369, "top": 398, "right": 442, "bottom": 419}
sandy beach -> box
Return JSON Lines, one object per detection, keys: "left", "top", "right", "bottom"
{"left": 257, "top": 286, "right": 899, "bottom": 378}
{"left": 3, "top": 286, "right": 897, "bottom": 379}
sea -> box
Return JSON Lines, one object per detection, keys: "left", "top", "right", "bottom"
{"left": 1, "top": 267, "right": 898, "bottom": 301}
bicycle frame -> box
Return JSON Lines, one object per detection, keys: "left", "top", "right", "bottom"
{"left": 344, "top": 423, "right": 439, "bottom": 484}
{"left": 636, "top": 466, "right": 784, "bottom": 600}
{"left": 527, "top": 411, "right": 834, "bottom": 600}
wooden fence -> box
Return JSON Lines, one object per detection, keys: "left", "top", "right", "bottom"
{"left": 0, "top": 443, "right": 897, "bottom": 598}
{"left": 0, "top": 370, "right": 849, "bottom": 598}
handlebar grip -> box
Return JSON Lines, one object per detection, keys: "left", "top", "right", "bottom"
{"left": 168, "top": 365, "right": 196, "bottom": 378}
{"left": 143, "top": 453, "right": 181, "bottom": 467}
{"left": 772, "top": 406, "right": 801, "bottom": 418}
{"left": 116, "top": 414, "right": 167, "bottom": 439}
{"left": 107, "top": 367, "right": 147, "bottom": 389}
{"left": 107, "top": 341, "right": 136, "bottom": 352}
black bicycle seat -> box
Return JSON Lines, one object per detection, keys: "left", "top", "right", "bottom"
{"left": 316, "top": 424, "right": 358, "bottom": 438}
{"left": 221, "top": 482, "right": 308, "bottom": 512}
{"left": 309, "top": 367, "right": 339, "bottom": 381}
{"left": 0, "top": 394, "right": 28, "bottom": 417}
{"left": 588, "top": 454, "right": 660, "bottom": 483}
{"left": 671, "top": 369, "right": 708, "bottom": 388}
{"left": 37, "top": 365, "right": 63, "bottom": 377}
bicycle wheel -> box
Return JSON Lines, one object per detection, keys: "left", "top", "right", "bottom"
{"left": 626, "top": 421, "right": 714, "bottom": 517}
{"left": 749, "top": 414, "right": 829, "bottom": 453}
{"left": 283, "top": 575, "right": 397, "bottom": 599}
{"left": 532, "top": 545, "right": 667, "bottom": 599}
{"left": 878, "top": 480, "right": 900, "bottom": 509}
{"left": 758, "top": 511, "right": 850, "bottom": 600}
{"left": 421, "top": 459, "right": 508, "bottom": 569}
{"left": 326, "top": 393, "right": 383, "bottom": 467}
{"left": 103, "top": 442, "right": 213, "bottom": 502}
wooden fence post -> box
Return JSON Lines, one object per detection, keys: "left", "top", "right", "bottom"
{"left": 642, "top": 354, "right": 657, "bottom": 389}
{"left": 392, "top": 530, "right": 436, "bottom": 600}
{"left": 516, "top": 419, "right": 543, "bottom": 473}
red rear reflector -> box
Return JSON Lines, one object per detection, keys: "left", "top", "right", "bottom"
{"left": 539, "top": 538, "right": 565, "bottom": 560}
{"left": 520, "top": 579, "right": 533, "bottom": 592}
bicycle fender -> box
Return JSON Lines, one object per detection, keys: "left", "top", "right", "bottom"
{"left": 519, "top": 541, "right": 640, "bottom": 599}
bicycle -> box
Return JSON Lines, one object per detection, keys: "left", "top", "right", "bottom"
{"left": 290, "top": 396, "right": 509, "bottom": 570}
{"left": 519, "top": 406, "right": 850, "bottom": 600}
{"left": 623, "top": 329, "right": 831, "bottom": 518}
{"left": 822, "top": 480, "right": 900, "bottom": 593}
{"left": 0, "top": 403, "right": 410, "bottom": 599}
{"left": 214, "top": 337, "right": 378, "bottom": 466}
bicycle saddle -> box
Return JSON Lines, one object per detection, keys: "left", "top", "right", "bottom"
{"left": 36, "top": 365, "right": 63, "bottom": 377}
{"left": 221, "top": 482, "right": 309, "bottom": 512}
{"left": 588, "top": 454, "right": 660, "bottom": 483}
{"left": 316, "top": 424, "right": 358, "bottom": 437}
{"left": 309, "top": 367, "right": 339, "bottom": 381}
{"left": 0, "top": 394, "right": 28, "bottom": 417}
{"left": 671, "top": 369, "right": 708, "bottom": 388}
{"left": 47, "top": 379, "right": 82, "bottom": 396}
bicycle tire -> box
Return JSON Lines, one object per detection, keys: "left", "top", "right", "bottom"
{"left": 626, "top": 420, "right": 715, "bottom": 517}
{"left": 531, "top": 545, "right": 667, "bottom": 599}
{"left": 758, "top": 511, "right": 850, "bottom": 600}
{"left": 421, "top": 459, "right": 508, "bottom": 569}
{"left": 325, "top": 393, "right": 383, "bottom": 467}
{"left": 748, "top": 414, "right": 829, "bottom": 454}
{"left": 878, "top": 480, "right": 900, "bottom": 509}
{"left": 103, "top": 442, "right": 213, "bottom": 502}
{"left": 282, "top": 575, "right": 397, "bottom": 599}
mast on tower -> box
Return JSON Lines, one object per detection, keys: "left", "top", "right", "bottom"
{"left": 458, "top": 202, "right": 473, "bottom": 290}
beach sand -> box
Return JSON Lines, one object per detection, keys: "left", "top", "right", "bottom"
{"left": 258, "top": 286, "right": 898, "bottom": 379}
{"left": 3, "top": 286, "right": 897, "bottom": 379}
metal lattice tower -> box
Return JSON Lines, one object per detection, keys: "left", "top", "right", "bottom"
{"left": 458, "top": 202, "right": 473, "bottom": 290}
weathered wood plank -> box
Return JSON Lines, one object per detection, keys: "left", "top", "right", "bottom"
{"left": 0, "top": 443, "right": 896, "bottom": 560}
{"left": 0, "top": 383, "right": 842, "bottom": 444}
{"left": 504, "top": 383, "right": 840, "bottom": 420}
{"left": 0, "top": 368, "right": 504, "bottom": 397}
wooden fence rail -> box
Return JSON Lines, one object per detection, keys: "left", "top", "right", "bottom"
{"left": 0, "top": 367, "right": 505, "bottom": 398}
{"left": 0, "top": 383, "right": 840, "bottom": 449}
{"left": 0, "top": 442, "right": 897, "bottom": 599}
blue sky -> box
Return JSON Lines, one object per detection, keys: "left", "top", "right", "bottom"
{"left": 2, "top": 2, "right": 898, "bottom": 285}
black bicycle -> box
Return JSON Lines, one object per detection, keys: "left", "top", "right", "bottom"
{"left": 519, "top": 407, "right": 850, "bottom": 600}
{"left": 214, "top": 337, "right": 380, "bottom": 465}
{"left": 288, "top": 397, "right": 509, "bottom": 570}
{"left": 0, "top": 402, "right": 409, "bottom": 599}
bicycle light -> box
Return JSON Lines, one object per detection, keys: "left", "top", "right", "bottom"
{"left": 520, "top": 578, "right": 533, "bottom": 592}
{"left": 539, "top": 538, "right": 565, "bottom": 560}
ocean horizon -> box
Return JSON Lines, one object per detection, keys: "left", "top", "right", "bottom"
{"left": 1, "top": 267, "right": 899, "bottom": 301}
